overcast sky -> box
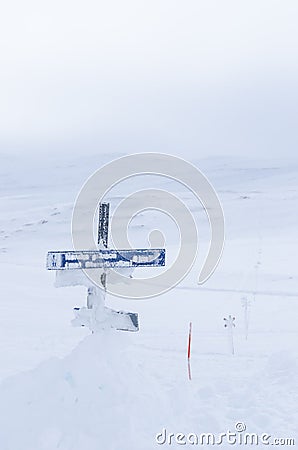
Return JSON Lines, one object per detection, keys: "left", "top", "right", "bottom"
{"left": 0, "top": 0, "right": 297, "bottom": 159}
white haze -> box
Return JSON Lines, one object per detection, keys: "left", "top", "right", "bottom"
{"left": 0, "top": 0, "right": 297, "bottom": 159}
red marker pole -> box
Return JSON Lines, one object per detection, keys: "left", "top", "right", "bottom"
{"left": 187, "top": 322, "right": 192, "bottom": 380}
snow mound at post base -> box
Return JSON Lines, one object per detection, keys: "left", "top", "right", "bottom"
{"left": 0, "top": 332, "right": 170, "bottom": 450}
{"left": 0, "top": 332, "right": 298, "bottom": 450}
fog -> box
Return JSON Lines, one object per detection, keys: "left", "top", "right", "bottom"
{"left": 0, "top": 0, "right": 297, "bottom": 159}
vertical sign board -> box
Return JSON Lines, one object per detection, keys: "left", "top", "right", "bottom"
{"left": 98, "top": 203, "right": 109, "bottom": 248}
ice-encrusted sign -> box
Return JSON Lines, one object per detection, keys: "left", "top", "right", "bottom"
{"left": 46, "top": 203, "right": 166, "bottom": 333}
{"left": 46, "top": 248, "right": 165, "bottom": 271}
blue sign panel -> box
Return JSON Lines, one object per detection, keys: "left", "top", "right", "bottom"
{"left": 47, "top": 248, "right": 165, "bottom": 270}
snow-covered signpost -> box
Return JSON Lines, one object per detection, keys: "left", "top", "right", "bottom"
{"left": 46, "top": 203, "right": 165, "bottom": 333}
{"left": 224, "top": 315, "right": 236, "bottom": 355}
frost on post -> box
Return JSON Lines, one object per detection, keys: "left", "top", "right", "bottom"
{"left": 98, "top": 202, "right": 109, "bottom": 248}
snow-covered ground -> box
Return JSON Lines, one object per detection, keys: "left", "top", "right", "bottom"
{"left": 0, "top": 153, "right": 297, "bottom": 449}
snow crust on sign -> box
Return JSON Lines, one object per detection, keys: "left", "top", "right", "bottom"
{"left": 55, "top": 269, "right": 95, "bottom": 288}
{"left": 0, "top": 154, "right": 298, "bottom": 449}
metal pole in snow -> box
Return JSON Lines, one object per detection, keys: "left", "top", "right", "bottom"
{"left": 224, "top": 315, "right": 235, "bottom": 355}
{"left": 187, "top": 322, "right": 192, "bottom": 380}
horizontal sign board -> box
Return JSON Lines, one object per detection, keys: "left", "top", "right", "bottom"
{"left": 73, "top": 307, "right": 139, "bottom": 332}
{"left": 47, "top": 248, "right": 165, "bottom": 270}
